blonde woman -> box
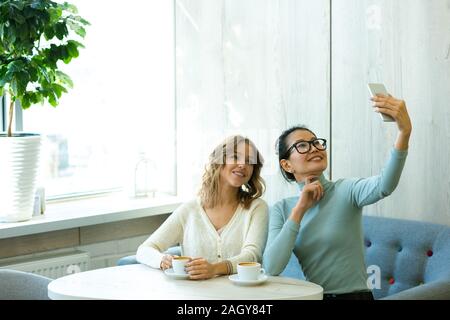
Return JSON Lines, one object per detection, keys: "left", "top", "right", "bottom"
{"left": 136, "top": 135, "right": 268, "bottom": 280}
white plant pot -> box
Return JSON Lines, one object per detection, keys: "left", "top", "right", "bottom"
{"left": 0, "top": 133, "right": 41, "bottom": 222}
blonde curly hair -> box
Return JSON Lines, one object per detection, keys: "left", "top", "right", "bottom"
{"left": 198, "top": 135, "right": 265, "bottom": 209}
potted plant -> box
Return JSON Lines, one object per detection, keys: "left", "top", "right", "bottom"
{"left": 0, "top": 0, "right": 89, "bottom": 222}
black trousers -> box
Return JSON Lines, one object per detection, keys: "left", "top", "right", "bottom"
{"left": 323, "top": 291, "right": 375, "bottom": 300}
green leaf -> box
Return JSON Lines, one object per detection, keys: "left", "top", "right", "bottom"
{"left": 5, "top": 27, "right": 17, "bottom": 44}
{"left": 74, "top": 26, "right": 85, "bottom": 38}
{"left": 47, "top": 90, "right": 58, "bottom": 106}
{"left": 55, "top": 70, "right": 73, "bottom": 88}
{"left": 0, "top": 65, "right": 9, "bottom": 84}
{"left": 62, "top": 55, "right": 72, "bottom": 64}
{"left": 67, "top": 15, "right": 90, "bottom": 26}
{"left": 12, "top": 71, "right": 29, "bottom": 96}
{"left": 7, "top": 60, "right": 25, "bottom": 73}
{"left": 67, "top": 39, "right": 84, "bottom": 49}
{"left": 27, "top": 64, "right": 38, "bottom": 82}
{"left": 61, "top": 2, "right": 78, "bottom": 14}
{"left": 44, "top": 26, "right": 55, "bottom": 40}
{"left": 66, "top": 40, "right": 79, "bottom": 58}
{"left": 30, "top": 91, "right": 44, "bottom": 104}
{"left": 10, "top": 2, "right": 25, "bottom": 11}
{"left": 47, "top": 44, "right": 65, "bottom": 64}
{"left": 12, "top": 13, "right": 25, "bottom": 24}
{"left": 66, "top": 18, "right": 89, "bottom": 37}
{"left": 21, "top": 94, "right": 31, "bottom": 109}
{"left": 52, "top": 83, "right": 67, "bottom": 98}
{"left": 18, "top": 21, "right": 29, "bottom": 42}
{"left": 59, "top": 44, "right": 70, "bottom": 61}
{"left": 48, "top": 6, "right": 62, "bottom": 23}
{"left": 0, "top": 69, "right": 12, "bottom": 86}
{"left": 54, "top": 22, "right": 68, "bottom": 40}
{"left": 79, "top": 17, "right": 90, "bottom": 26}
{"left": 34, "top": 64, "right": 49, "bottom": 83}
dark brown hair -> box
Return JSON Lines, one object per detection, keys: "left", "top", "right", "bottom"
{"left": 275, "top": 125, "right": 316, "bottom": 182}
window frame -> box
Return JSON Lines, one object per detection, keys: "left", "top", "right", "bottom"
{"left": 2, "top": 0, "right": 178, "bottom": 201}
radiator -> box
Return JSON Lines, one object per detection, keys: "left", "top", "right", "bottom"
{"left": 0, "top": 250, "right": 90, "bottom": 279}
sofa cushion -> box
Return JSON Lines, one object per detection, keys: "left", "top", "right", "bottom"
{"left": 277, "top": 215, "right": 450, "bottom": 300}
{"left": 363, "top": 215, "right": 450, "bottom": 299}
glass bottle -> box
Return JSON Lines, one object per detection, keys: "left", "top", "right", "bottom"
{"left": 134, "top": 152, "right": 155, "bottom": 198}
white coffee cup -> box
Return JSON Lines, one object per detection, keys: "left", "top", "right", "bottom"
{"left": 237, "top": 262, "right": 265, "bottom": 281}
{"left": 171, "top": 256, "right": 190, "bottom": 275}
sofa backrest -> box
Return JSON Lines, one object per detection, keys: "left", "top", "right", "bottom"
{"left": 362, "top": 215, "right": 450, "bottom": 299}
{"left": 279, "top": 215, "right": 450, "bottom": 299}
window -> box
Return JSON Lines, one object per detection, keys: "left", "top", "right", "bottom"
{"left": 20, "top": 0, "right": 175, "bottom": 199}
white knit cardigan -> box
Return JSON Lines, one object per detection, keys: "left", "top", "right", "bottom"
{"left": 136, "top": 197, "right": 269, "bottom": 274}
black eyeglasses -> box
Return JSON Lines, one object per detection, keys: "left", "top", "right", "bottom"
{"left": 283, "top": 138, "right": 327, "bottom": 158}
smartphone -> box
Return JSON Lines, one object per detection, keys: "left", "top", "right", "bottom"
{"left": 367, "top": 83, "right": 395, "bottom": 122}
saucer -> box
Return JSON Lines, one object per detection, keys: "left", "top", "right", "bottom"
{"left": 228, "top": 274, "right": 268, "bottom": 286}
{"left": 164, "top": 268, "right": 190, "bottom": 280}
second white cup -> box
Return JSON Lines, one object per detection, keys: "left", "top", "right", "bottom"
{"left": 237, "top": 262, "right": 265, "bottom": 281}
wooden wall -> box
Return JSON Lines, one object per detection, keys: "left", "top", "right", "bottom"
{"left": 176, "top": 0, "right": 330, "bottom": 206}
{"left": 332, "top": 0, "right": 450, "bottom": 224}
{"left": 176, "top": 0, "right": 450, "bottom": 225}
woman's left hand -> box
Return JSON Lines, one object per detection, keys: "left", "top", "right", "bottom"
{"left": 371, "top": 94, "right": 412, "bottom": 135}
{"left": 185, "top": 258, "right": 216, "bottom": 280}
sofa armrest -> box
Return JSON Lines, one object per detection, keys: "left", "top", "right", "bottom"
{"left": 381, "top": 281, "right": 450, "bottom": 300}
{"left": 117, "top": 255, "right": 138, "bottom": 266}
{"left": 165, "top": 246, "right": 181, "bottom": 256}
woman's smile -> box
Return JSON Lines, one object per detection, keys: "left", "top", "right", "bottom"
{"left": 308, "top": 155, "right": 323, "bottom": 162}
{"left": 231, "top": 170, "right": 246, "bottom": 178}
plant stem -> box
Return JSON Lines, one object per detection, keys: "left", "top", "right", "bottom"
{"left": 7, "top": 99, "right": 14, "bottom": 137}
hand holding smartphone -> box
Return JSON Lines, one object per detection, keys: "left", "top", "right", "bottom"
{"left": 367, "top": 83, "right": 395, "bottom": 122}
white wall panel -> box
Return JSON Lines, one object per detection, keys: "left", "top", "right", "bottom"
{"left": 332, "top": 0, "right": 450, "bottom": 225}
{"left": 176, "top": 0, "right": 330, "bottom": 206}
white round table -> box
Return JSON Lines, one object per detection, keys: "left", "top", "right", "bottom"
{"left": 48, "top": 264, "right": 323, "bottom": 300}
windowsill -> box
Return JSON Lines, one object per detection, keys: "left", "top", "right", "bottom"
{"left": 0, "top": 193, "right": 185, "bottom": 239}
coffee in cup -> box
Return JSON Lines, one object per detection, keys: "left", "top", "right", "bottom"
{"left": 171, "top": 256, "right": 191, "bottom": 275}
{"left": 237, "top": 262, "right": 265, "bottom": 280}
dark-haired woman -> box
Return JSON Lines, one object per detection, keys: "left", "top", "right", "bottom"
{"left": 137, "top": 135, "right": 268, "bottom": 280}
{"left": 263, "top": 94, "right": 412, "bottom": 300}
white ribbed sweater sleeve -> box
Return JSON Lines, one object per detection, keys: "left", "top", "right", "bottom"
{"left": 136, "top": 204, "right": 185, "bottom": 269}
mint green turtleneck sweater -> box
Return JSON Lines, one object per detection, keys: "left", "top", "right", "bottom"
{"left": 263, "top": 148, "right": 408, "bottom": 294}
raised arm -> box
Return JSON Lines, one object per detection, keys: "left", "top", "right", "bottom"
{"left": 349, "top": 148, "right": 408, "bottom": 207}
{"left": 350, "top": 94, "right": 412, "bottom": 207}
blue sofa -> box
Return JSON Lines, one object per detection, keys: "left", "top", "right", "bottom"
{"left": 118, "top": 216, "right": 450, "bottom": 300}
{"left": 366, "top": 216, "right": 450, "bottom": 299}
